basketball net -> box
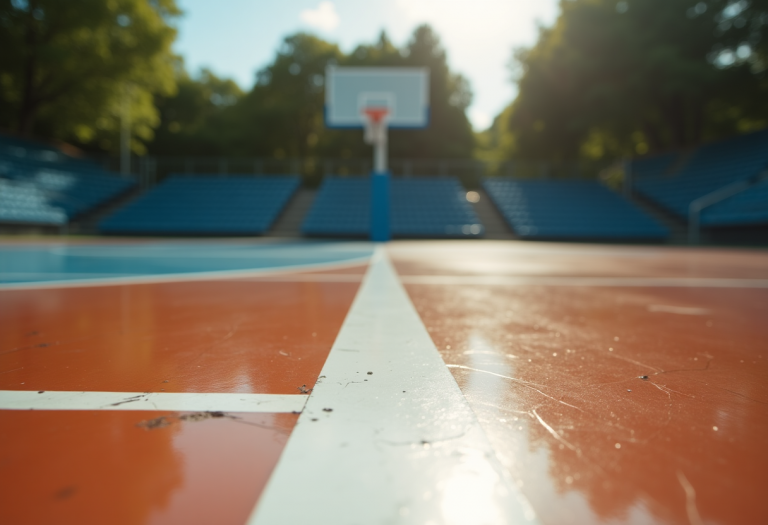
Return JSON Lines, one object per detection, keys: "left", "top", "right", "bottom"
{"left": 363, "top": 107, "right": 389, "bottom": 146}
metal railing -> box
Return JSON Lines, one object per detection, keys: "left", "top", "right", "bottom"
{"left": 688, "top": 170, "right": 768, "bottom": 244}
{"left": 99, "top": 155, "right": 609, "bottom": 190}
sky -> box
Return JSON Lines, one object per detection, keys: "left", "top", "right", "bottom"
{"left": 173, "top": 0, "right": 560, "bottom": 131}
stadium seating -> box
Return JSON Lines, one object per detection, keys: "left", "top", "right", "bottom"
{"left": 700, "top": 176, "right": 768, "bottom": 226}
{"left": 632, "top": 129, "right": 768, "bottom": 226}
{"left": 100, "top": 175, "right": 300, "bottom": 234}
{"left": 0, "top": 135, "right": 135, "bottom": 225}
{"left": 0, "top": 178, "right": 68, "bottom": 225}
{"left": 484, "top": 179, "right": 668, "bottom": 240}
{"left": 302, "top": 176, "right": 483, "bottom": 237}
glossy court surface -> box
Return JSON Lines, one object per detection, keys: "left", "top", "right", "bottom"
{"left": 1, "top": 240, "right": 767, "bottom": 525}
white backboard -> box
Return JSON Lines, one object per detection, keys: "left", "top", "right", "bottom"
{"left": 325, "top": 66, "right": 430, "bottom": 129}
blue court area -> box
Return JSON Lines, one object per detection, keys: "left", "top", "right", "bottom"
{"left": 0, "top": 241, "right": 374, "bottom": 286}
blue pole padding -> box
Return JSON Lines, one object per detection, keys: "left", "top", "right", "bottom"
{"left": 370, "top": 171, "right": 391, "bottom": 242}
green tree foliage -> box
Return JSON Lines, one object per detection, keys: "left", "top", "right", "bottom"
{"left": 497, "top": 0, "right": 768, "bottom": 161}
{"left": 148, "top": 25, "right": 475, "bottom": 160}
{"left": 0, "top": 0, "right": 179, "bottom": 153}
{"left": 147, "top": 65, "right": 243, "bottom": 156}
{"left": 230, "top": 33, "right": 344, "bottom": 159}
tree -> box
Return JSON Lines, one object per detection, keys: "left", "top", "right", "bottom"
{"left": 230, "top": 33, "right": 344, "bottom": 159}
{"left": 498, "top": 0, "right": 768, "bottom": 161}
{"left": 147, "top": 65, "right": 243, "bottom": 156}
{"left": 0, "top": 0, "right": 179, "bottom": 153}
{"left": 150, "top": 26, "right": 476, "bottom": 161}
{"left": 396, "top": 25, "right": 475, "bottom": 159}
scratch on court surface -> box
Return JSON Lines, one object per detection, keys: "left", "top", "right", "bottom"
{"left": 108, "top": 394, "right": 146, "bottom": 407}
{"left": 375, "top": 428, "right": 470, "bottom": 448}
{"left": 650, "top": 382, "right": 695, "bottom": 399}
{"left": 445, "top": 364, "right": 546, "bottom": 387}
{"left": 446, "top": 364, "right": 582, "bottom": 411}
{"left": 530, "top": 408, "right": 581, "bottom": 456}
{"left": 606, "top": 352, "right": 662, "bottom": 372}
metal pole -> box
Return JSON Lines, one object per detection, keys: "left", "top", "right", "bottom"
{"left": 368, "top": 118, "right": 390, "bottom": 241}
{"left": 374, "top": 137, "right": 387, "bottom": 173}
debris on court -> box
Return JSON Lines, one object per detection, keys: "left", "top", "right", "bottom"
{"left": 109, "top": 394, "right": 145, "bottom": 407}
{"left": 136, "top": 415, "right": 172, "bottom": 430}
{"left": 137, "top": 411, "right": 230, "bottom": 430}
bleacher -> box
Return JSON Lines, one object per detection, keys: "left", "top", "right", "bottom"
{"left": 0, "top": 135, "right": 135, "bottom": 225}
{"left": 632, "top": 129, "right": 768, "bottom": 226}
{"left": 302, "top": 176, "right": 483, "bottom": 237}
{"left": 100, "top": 175, "right": 300, "bottom": 235}
{"left": 484, "top": 179, "right": 668, "bottom": 240}
{"left": 700, "top": 177, "right": 768, "bottom": 226}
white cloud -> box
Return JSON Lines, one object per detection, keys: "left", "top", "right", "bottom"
{"left": 393, "top": 0, "right": 558, "bottom": 124}
{"left": 469, "top": 108, "right": 492, "bottom": 131}
{"left": 300, "top": 1, "right": 340, "bottom": 32}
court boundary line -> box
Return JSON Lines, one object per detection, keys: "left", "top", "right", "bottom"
{"left": 247, "top": 246, "right": 538, "bottom": 524}
{"left": 0, "top": 255, "right": 372, "bottom": 291}
{"left": 0, "top": 391, "right": 308, "bottom": 413}
{"left": 398, "top": 275, "right": 768, "bottom": 288}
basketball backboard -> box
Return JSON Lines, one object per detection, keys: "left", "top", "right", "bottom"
{"left": 325, "top": 66, "right": 429, "bottom": 129}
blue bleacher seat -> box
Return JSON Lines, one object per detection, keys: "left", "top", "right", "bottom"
{"left": 99, "top": 175, "right": 300, "bottom": 235}
{"left": 301, "top": 176, "right": 483, "bottom": 237}
{"left": 633, "top": 129, "right": 768, "bottom": 225}
{"left": 484, "top": 179, "right": 668, "bottom": 240}
{"left": 0, "top": 134, "right": 136, "bottom": 225}
{"left": 701, "top": 177, "right": 768, "bottom": 226}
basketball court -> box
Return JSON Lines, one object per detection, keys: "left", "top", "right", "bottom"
{"left": 1, "top": 238, "right": 766, "bottom": 524}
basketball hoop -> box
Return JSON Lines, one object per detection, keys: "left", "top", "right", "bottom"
{"left": 325, "top": 66, "right": 430, "bottom": 241}
{"left": 362, "top": 107, "right": 389, "bottom": 146}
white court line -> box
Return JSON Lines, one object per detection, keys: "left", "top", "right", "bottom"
{"left": 0, "top": 391, "right": 307, "bottom": 413}
{"left": 248, "top": 247, "right": 538, "bottom": 525}
{"left": 243, "top": 274, "right": 364, "bottom": 282}
{"left": 398, "top": 275, "right": 768, "bottom": 288}
{"left": 0, "top": 256, "right": 372, "bottom": 291}
{"left": 38, "top": 247, "right": 373, "bottom": 259}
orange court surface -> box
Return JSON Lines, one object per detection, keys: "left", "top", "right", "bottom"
{"left": 1, "top": 239, "right": 767, "bottom": 525}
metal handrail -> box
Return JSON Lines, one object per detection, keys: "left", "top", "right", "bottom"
{"left": 688, "top": 170, "right": 768, "bottom": 244}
